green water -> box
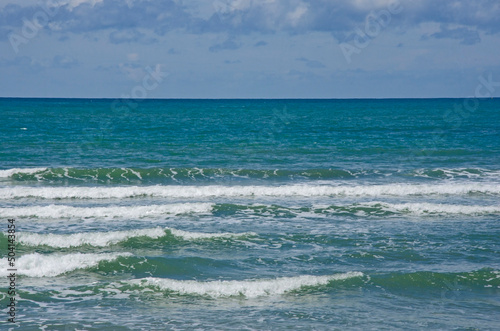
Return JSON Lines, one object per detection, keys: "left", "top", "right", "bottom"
{"left": 0, "top": 98, "right": 499, "bottom": 330}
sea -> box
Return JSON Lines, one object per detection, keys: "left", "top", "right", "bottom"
{"left": 0, "top": 98, "right": 499, "bottom": 330}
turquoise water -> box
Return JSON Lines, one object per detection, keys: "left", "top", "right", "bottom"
{"left": 0, "top": 98, "right": 499, "bottom": 330}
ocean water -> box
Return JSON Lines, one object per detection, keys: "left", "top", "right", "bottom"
{"left": 0, "top": 98, "right": 499, "bottom": 330}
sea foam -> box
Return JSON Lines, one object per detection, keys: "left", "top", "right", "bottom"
{"left": 0, "top": 168, "right": 47, "bottom": 178}
{"left": 168, "top": 228, "right": 256, "bottom": 240}
{"left": 310, "top": 202, "right": 500, "bottom": 216}
{"left": 17, "top": 228, "right": 167, "bottom": 247}
{"left": 0, "top": 252, "right": 131, "bottom": 277}
{"left": 0, "top": 203, "right": 214, "bottom": 219}
{"left": 128, "top": 272, "right": 363, "bottom": 298}
{"left": 0, "top": 183, "right": 499, "bottom": 199}
{"left": 15, "top": 227, "right": 256, "bottom": 248}
{"left": 365, "top": 202, "right": 500, "bottom": 215}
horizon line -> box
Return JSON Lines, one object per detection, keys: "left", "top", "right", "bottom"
{"left": 0, "top": 96, "right": 498, "bottom": 100}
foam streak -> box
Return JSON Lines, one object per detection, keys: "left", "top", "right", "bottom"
{"left": 0, "top": 252, "right": 131, "bottom": 277}
{"left": 0, "top": 203, "right": 213, "bottom": 219}
{"left": 129, "top": 272, "right": 363, "bottom": 298}
{"left": 0, "top": 183, "right": 498, "bottom": 199}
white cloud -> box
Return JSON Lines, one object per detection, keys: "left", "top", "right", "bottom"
{"left": 62, "top": 0, "right": 104, "bottom": 10}
{"left": 1, "top": 0, "right": 499, "bottom": 39}
{"left": 352, "top": 0, "right": 400, "bottom": 10}
{"left": 287, "top": 3, "right": 308, "bottom": 26}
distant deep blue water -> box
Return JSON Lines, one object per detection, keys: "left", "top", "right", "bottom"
{"left": 0, "top": 98, "right": 499, "bottom": 330}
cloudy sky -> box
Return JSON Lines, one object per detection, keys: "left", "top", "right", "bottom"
{"left": 1, "top": 0, "right": 499, "bottom": 98}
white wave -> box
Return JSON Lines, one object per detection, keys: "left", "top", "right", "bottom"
{"left": 128, "top": 272, "right": 363, "bottom": 298}
{"left": 167, "top": 228, "right": 256, "bottom": 240}
{"left": 363, "top": 202, "right": 500, "bottom": 215}
{"left": 0, "top": 183, "right": 499, "bottom": 200}
{"left": 414, "top": 168, "right": 500, "bottom": 179}
{"left": 0, "top": 168, "right": 47, "bottom": 178}
{"left": 310, "top": 202, "right": 500, "bottom": 216}
{"left": 17, "top": 228, "right": 166, "bottom": 248}
{"left": 15, "top": 227, "right": 254, "bottom": 248}
{"left": 0, "top": 252, "right": 131, "bottom": 277}
{"left": 0, "top": 203, "right": 214, "bottom": 219}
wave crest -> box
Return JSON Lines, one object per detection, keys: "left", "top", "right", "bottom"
{"left": 128, "top": 272, "right": 363, "bottom": 298}
{"left": 0, "top": 203, "right": 213, "bottom": 219}
{"left": 1, "top": 183, "right": 499, "bottom": 200}
{"left": 0, "top": 252, "right": 131, "bottom": 277}
{"left": 11, "top": 227, "right": 255, "bottom": 248}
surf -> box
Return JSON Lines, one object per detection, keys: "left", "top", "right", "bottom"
{"left": 127, "top": 272, "right": 364, "bottom": 298}
{"left": 1, "top": 183, "right": 499, "bottom": 200}
{"left": 0, "top": 203, "right": 214, "bottom": 219}
{"left": 12, "top": 227, "right": 256, "bottom": 248}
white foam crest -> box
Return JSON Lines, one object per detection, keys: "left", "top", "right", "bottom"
{"left": 311, "top": 202, "right": 500, "bottom": 216}
{"left": 0, "top": 203, "right": 214, "bottom": 219}
{"left": 167, "top": 228, "right": 256, "bottom": 240}
{"left": 416, "top": 168, "right": 500, "bottom": 179}
{"left": 1, "top": 183, "right": 499, "bottom": 199}
{"left": 368, "top": 202, "right": 500, "bottom": 215}
{"left": 14, "top": 227, "right": 255, "bottom": 248}
{"left": 128, "top": 272, "right": 363, "bottom": 298}
{"left": 17, "top": 228, "right": 166, "bottom": 248}
{"left": 0, "top": 252, "right": 131, "bottom": 277}
{"left": 0, "top": 168, "right": 47, "bottom": 178}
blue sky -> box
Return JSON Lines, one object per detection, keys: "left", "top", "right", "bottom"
{"left": 1, "top": 0, "right": 499, "bottom": 98}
